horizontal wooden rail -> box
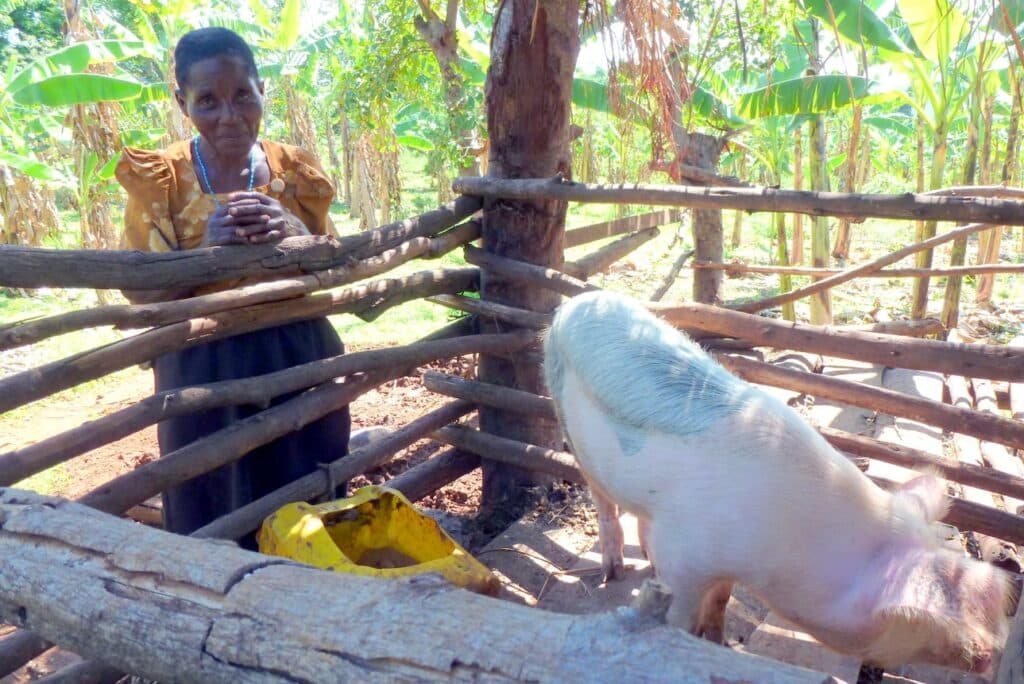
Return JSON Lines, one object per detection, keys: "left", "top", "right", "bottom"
{"left": 0, "top": 196, "right": 481, "bottom": 291}
{"left": 694, "top": 260, "right": 1024, "bottom": 278}
{"left": 654, "top": 301, "right": 1024, "bottom": 381}
{"left": 454, "top": 177, "right": 1024, "bottom": 225}
{"left": 564, "top": 210, "right": 679, "bottom": 248}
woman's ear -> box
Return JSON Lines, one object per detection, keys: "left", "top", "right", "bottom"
{"left": 174, "top": 89, "right": 188, "bottom": 116}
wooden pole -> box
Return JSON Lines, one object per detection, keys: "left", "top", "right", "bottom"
{"left": 426, "top": 295, "right": 551, "bottom": 330}
{"left": 716, "top": 353, "right": 1024, "bottom": 451}
{"left": 945, "top": 367, "right": 1021, "bottom": 570}
{"left": 0, "top": 489, "right": 831, "bottom": 684}
{"left": 452, "top": 176, "right": 1024, "bottom": 225}
{"left": 0, "top": 333, "right": 529, "bottom": 487}
{"left": 727, "top": 222, "right": 998, "bottom": 314}
{"left": 561, "top": 227, "right": 659, "bottom": 280}
{"left": 650, "top": 249, "right": 696, "bottom": 302}
{"left": 422, "top": 371, "right": 553, "bottom": 416}
{"left": 0, "top": 268, "right": 479, "bottom": 415}
{"left": 564, "top": 210, "right": 679, "bottom": 248}
{"left": 0, "top": 196, "right": 481, "bottom": 291}
{"left": 0, "top": 221, "right": 480, "bottom": 352}
{"left": 0, "top": 631, "right": 51, "bottom": 679}
{"left": 465, "top": 245, "right": 594, "bottom": 298}
{"left": 433, "top": 425, "right": 581, "bottom": 484}
{"left": 975, "top": 377, "right": 1024, "bottom": 513}
{"left": 655, "top": 301, "right": 1024, "bottom": 381}
{"left": 385, "top": 447, "right": 481, "bottom": 503}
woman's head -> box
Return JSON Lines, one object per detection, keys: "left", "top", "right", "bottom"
{"left": 174, "top": 27, "right": 258, "bottom": 90}
{"left": 173, "top": 27, "right": 264, "bottom": 159}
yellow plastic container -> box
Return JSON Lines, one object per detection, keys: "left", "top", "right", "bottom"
{"left": 258, "top": 485, "right": 499, "bottom": 595}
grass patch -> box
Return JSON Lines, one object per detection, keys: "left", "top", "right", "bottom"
{"left": 14, "top": 463, "right": 71, "bottom": 496}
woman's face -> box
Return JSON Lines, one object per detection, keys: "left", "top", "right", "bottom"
{"left": 176, "top": 54, "right": 264, "bottom": 159}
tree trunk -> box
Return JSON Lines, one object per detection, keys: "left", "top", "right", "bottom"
{"left": 808, "top": 114, "right": 831, "bottom": 324}
{"left": 911, "top": 120, "right": 949, "bottom": 319}
{"left": 832, "top": 104, "right": 862, "bottom": 262}
{"left": 941, "top": 85, "right": 981, "bottom": 331}
{"left": 478, "top": 0, "right": 579, "bottom": 506}
{"left": 792, "top": 126, "right": 804, "bottom": 265}
{"left": 731, "top": 152, "right": 746, "bottom": 247}
{"left": 414, "top": 0, "right": 481, "bottom": 177}
{"left": 324, "top": 115, "right": 343, "bottom": 200}
{"left": 680, "top": 133, "right": 725, "bottom": 304}
{"left": 775, "top": 195, "right": 794, "bottom": 321}
{"left": 340, "top": 112, "right": 354, "bottom": 210}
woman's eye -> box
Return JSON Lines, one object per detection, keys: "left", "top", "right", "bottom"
{"left": 197, "top": 96, "right": 214, "bottom": 108}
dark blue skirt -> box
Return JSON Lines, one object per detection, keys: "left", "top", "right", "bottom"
{"left": 153, "top": 317, "right": 351, "bottom": 544}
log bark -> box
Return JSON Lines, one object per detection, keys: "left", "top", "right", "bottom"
{"left": 927, "top": 185, "right": 1024, "bottom": 200}
{"left": 692, "top": 260, "right": 1024, "bottom": 279}
{"left": 452, "top": 176, "right": 1024, "bottom": 225}
{"left": 0, "top": 489, "right": 830, "bottom": 684}
{"left": 655, "top": 301, "right": 1024, "bottom": 381}
{"left": 561, "top": 227, "right": 660, "bottom": 280}
{"left": 564, "top": 210, "right": 680, "bottom": 248}
{"left": 0, "top": 196, "right": 481, "bottom": 290}
{"left": 0, "top": 221, "right": 480, "bottom": 352}
{"left": 727, "top": 222, "right": 999, "bottom": 314}
{"left": 0, "top": 333, "right": 529, "bottom": 487}
{"left": 836, "top": 318, "right": 944, "bottom": 338}
{"left": 0, "top": 268, "right": 479, "bottom": 415}
{"left": 194, "top": 400, "right": 476, "bottom": 541}
{"left": 715, "top": 353, "right": 1024, "bottom": 451}
{"left": 34, "top": 660, "right": 122, "bottom": 684}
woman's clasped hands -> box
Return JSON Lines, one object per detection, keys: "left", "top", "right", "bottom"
{"left": 204, "top": 191, "right": 308, "bottom": 246}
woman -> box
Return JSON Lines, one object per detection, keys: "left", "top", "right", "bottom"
{"left": 116, "top": 27, "right": 350, "bottom": 546}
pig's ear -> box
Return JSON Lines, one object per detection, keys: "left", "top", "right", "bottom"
{"left": 894, "top": 473, "right": 949, "bottom": 522}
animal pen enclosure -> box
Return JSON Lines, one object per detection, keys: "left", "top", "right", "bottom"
{"left": 3, "top": 177, "right": 1024, "bottom": 683}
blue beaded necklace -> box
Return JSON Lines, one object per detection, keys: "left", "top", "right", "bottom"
{"left": 192, "top": 135, "right": 254, "bottom": 206}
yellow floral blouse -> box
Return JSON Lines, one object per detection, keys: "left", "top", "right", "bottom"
{"left": 115, "top": 139, "right": 336, "bottom": 294}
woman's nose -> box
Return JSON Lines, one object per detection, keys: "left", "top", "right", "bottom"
{"left": 218, "top": 103, "right": 242, "bottom": 123}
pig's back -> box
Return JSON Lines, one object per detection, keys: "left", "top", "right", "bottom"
{"left": 544, "top": 291, "right": 755, "bottom": 440}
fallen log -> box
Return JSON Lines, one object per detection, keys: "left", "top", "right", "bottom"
{"left": 653, "top": 301, "right": 1024, "bottom": 380}
{"left": 426, "top": 294, "right": 552, "bottom": 330}
{"left": 0, "top": 332, "right": 530, "bottom": 487}
{"left": 727, "top": 222, "right": 997, "bottom": 314}
{"left": 193, "top": 400, "right": 475, "bottom": 541}
{"left": 0, "top": 489, "right": 829, "bottom": 684}
{"left": 562, "top": 227, "right": 660, "bottom": 280}
{"left": 564, "top": 210, "right": 680, "bottom": 248}
{"left": 452, "top": 176, "right": 1024, "bottom": 225}
{"left": 385, "top": 447, "right": 481, "bottom": 503}
{"left": 926, "top": 185, "right": 1024, "bottom": 201}
{"left": 0, "top": 267, "right": 479, "bottom": 415}
{"left": 693, "top": 260, "right": 1024, "bottom": 278}
{"left": 715, "top": 353, "right": 1024, "bottom": 451}
{"left": 463, "top": 245, "right": 595, "bottom": 299}
{"left": 0, "top": 196, "right": 481, "bottom": 291}
{"left": 0, "top": 221, "right": 480, "bottom": 352}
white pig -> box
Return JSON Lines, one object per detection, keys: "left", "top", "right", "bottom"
{"left": 543, "top": 290, "right": 1013, "bottom": 673}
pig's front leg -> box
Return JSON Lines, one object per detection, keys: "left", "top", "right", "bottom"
{"left": 590, "top": 484, "right": 626, "bottom": 581}
{"left": 696, "top": 580, "right": 734, "bottom": 644}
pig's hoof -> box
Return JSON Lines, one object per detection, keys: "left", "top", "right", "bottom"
{"left": 602, "top": 556, "right": 626, "bottom": 582}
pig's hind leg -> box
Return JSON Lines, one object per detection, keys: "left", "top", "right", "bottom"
{"left": 588, "top": 481, "right": 626, "bottom": 581}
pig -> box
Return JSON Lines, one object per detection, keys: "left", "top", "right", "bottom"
{"left": 542, "top": 290, "right": 1014, "bottom": 673}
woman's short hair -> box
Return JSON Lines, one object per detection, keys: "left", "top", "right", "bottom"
{"left": 174, "top": 27, "right": 259, "bottom": 89}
